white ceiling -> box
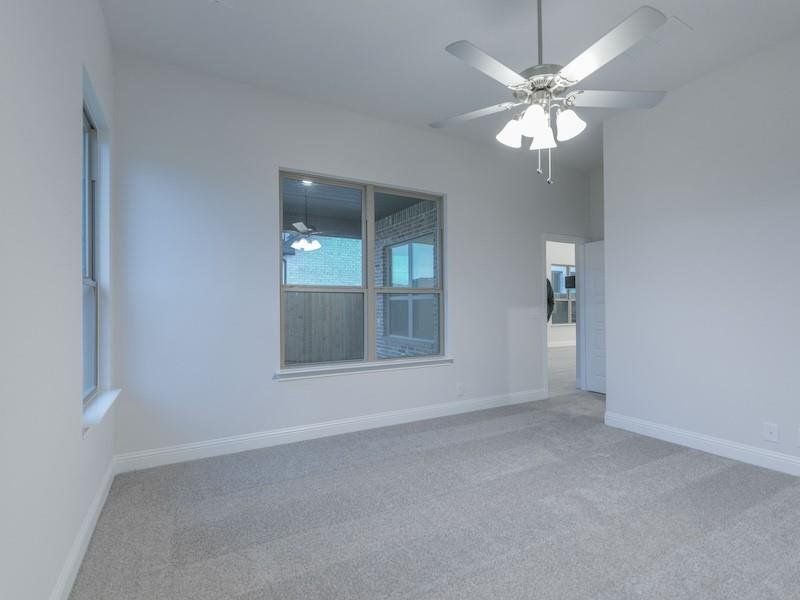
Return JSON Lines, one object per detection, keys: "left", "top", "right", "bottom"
{"left": 101, "top": 0, "right": 800, "bottom": 172}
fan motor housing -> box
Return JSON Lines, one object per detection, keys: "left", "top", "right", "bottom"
{"left": 519, "top": 64, "right": 564, "bottom": 90}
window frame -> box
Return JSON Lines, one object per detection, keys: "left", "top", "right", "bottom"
{"left": 82, "top": 109, "right": 100, "bottom": 404}
{"left": 550, "top": 263, "right": 576, "bottom": 326}
{"left": 279, "top": 172, "right": 444, "bottom": 367}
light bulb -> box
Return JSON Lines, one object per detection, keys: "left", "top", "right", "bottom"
{"left": 301, "top": 179, "right": 314, "bottom": 186}
{"left": 306, "top": 238, "right": 322, "bottom": 251}
{"left": 495, "top": 118, "right": 522, "bottom": 148}
{"left": 291, "top": 237, "right": 310, "bottom": 251}
{"left": 530, "top": 126, "right": 557, "bottom": 150}
{"left": 518, "top": 104, "right": 548, "bottom": 138}
{"left": 556, "top": 109, "right": 586, "bottom": 141}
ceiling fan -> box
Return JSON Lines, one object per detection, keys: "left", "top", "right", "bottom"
{"left": 289, "top": 221, "right": 322, "bottom": 252}
{"left": 289, "top": 182, "right": 323, "bottom": 252}
{"left": 430, "top": 1, "right": 668, "bottom": 183}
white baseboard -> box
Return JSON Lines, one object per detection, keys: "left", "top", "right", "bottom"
{"left": 548, "top": 341, "right": 576, "bottom": 348}
{"left": 114, "top": 388, "right": 548, "bottom": 474}
{"left": 49, "top": 461, "right": 114, "bottom": 600}
{"left": 605, "top": 411, "right": 800, "bottom": 477}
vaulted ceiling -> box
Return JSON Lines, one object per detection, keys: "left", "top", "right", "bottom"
{"left": 101, "top": 0, "right": 800, "bottom": 172}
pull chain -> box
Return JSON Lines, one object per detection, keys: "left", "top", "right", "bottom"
{"left": 537, "top": 149, "right": 542, "bottom": 174}
{"left": 546, "top": 148, "right": 553, "bottom": 184}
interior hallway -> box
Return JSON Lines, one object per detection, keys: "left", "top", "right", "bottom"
{"left": 548, "top": 345, "right": 579, "bottom": 397}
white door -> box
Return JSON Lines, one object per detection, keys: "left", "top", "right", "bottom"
{"left": 583, "top": 241, "right": 606, "bottom": 393}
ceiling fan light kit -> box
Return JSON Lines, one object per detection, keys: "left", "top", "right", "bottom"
{"left": 430, "top": 1, "right": 669, "bottom": 184}
{"left": 495, "top": 117, "right": 523, "bottom": 148}
{"left": 290, "top": 237, "right": 311, "bottom": 251}
{"left": 530, "top": 125, "right": 557, "bottom": 151}
{"left": 555, "top": 108, "right": 586, "bottom": 141}
{"left": 518, "top": 103, "right": 548, "bottom": 138}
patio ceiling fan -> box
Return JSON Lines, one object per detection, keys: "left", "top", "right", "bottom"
{"left": 289, "top": 184, "right": 324, "bottom": 252}
{"left": 430, "top": 1, "right": 668, "bottom": 183}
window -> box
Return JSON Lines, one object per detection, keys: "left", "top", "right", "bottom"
{"left": 280, "top": 173, "right": 443, "bottom": 366}
{"left": 82, "top": 110, "right": 99, "bottom": 402}
{"left": 550, "top": 264, "right": 576, "bottom": 324}
{"left": 388, "top": 235, "right": 435, "bottom": 288}
{"left": 386, "top": 294, "right": 436, "bottom": 341}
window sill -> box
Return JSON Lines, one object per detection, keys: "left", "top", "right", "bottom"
{"left": 274, "top": 356, "right": 454, "bottom": 381}
{"left": 82, "top": 388, "right": 121, "bottom": 437}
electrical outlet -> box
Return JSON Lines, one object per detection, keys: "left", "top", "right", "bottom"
{"left": 762, "top": 422, "right": 779, "bottom": 443}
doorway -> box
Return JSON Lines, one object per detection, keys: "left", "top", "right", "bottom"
{"left": 545, "top": 239, "right": 580, "bottom": 396}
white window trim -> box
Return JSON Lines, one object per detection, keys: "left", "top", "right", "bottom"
{"left": 82, "top": 388, "right": 122, "bottom": 437}
{"left": 278, "top": 172, "right": 445, "bottom": 371}
{"left": 274, "top": 356, "right": 453, "bottom": 381}
{"left": 82, "top": 75, "right": 122, "bottom": 434}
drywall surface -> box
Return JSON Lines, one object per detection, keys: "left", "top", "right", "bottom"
{"left": 588, "top": 166, "right": 604, "bottom": 241}
{"left": 113, "top": 55, "right": 590, "bottom": 454}
{"left": 0, "top": 2, "right": 115, "bottom": 599}
{"left": 605, "top": 33, "right": 800, "bottom": 461}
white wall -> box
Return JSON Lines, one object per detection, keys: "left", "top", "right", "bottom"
{"left": 546, "top": 241, "right": 576, "bottom": 347}
{"left": 113, "top": 55, "right": 590, "bottom": 456}
{"left": 605, "top": 33, "right": 800, "bottom": 469}
{"left": 0, "top": 2, "right": 115, "bottom": 599}
{"left": 588, "top": 165, "right": 604, "bottom": 241}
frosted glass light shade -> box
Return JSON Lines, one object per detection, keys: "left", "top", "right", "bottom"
{"left": 495, "top": 118, "right": 523, "bottom": 148}
{"left": 530, "top": 126, "right": 557, "bottom": 150}
{"left": 291, "top": 237, "right": 310, "bottom": 251}
{"left": 306, "top": 238, "right": 322, "bottom": 251}
{"left": 556, "top": 109, "right": 586, "bottom": 141}
{"left": 519, "top": 104, "right": 548, "bottom": 138}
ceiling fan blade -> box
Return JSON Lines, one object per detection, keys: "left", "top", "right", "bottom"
{"left": 569, "top": 89, "right": 665, "bottom": 109}
{"left": 557, "top": 6, "right": 667, "bottom": 86}
{"left": 292, "top": 221, "right": 309, "bottom": 234}
{"left": 430, "top": 101, "right": 523, "bottom": 129}
{"left": 445, "top": 40, "right": 528, "bottom": 88}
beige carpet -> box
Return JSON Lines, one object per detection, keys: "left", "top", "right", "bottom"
{"left": 71, "top": 392, "right": 800, "bottom": 599}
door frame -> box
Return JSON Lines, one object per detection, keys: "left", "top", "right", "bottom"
{"left": 541, "top": 233, "right": 588, "bottom": 396}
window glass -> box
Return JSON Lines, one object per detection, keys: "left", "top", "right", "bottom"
{"left": 390, "top": 244, "right": 410, "bottom": 287}
{"left": 412, "top": 294, "right": 436, "bottom": 340}
{"left": 552, "top": 300, "right": 570, "bottom": 324}
{"left": 550, "top": 263, "right": 577, "bottom": 324}
{"left": 377, "top": 293, "right": 440, "bottom": 358}
{"left": 82, "top": 283, "right": 97, "bottom": 398}
{"left": 280, "top": 174, "right": 443, "bottom": 366}
{"left": 281, "top": 176, "right": 363, "bottom": 287}
{"left": 388, "top": 296, "right": 409, "bottom": 336}
{"left": 82, "top": 110, "right": 99, "bottom": 401}
{"left": 82, "top": 121, "right": 91, "bottom": 279}
{"left": 411, "top": 236, "right": 435, "bottom": 287}
{"left": 551, "top": 265, "right": 567, "bottom": 297}
{"left": 375, "top": 192, "right": 439, "bottom": 289}
{"left": 283, "top": 292, "right": 364, "bottom": 364}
